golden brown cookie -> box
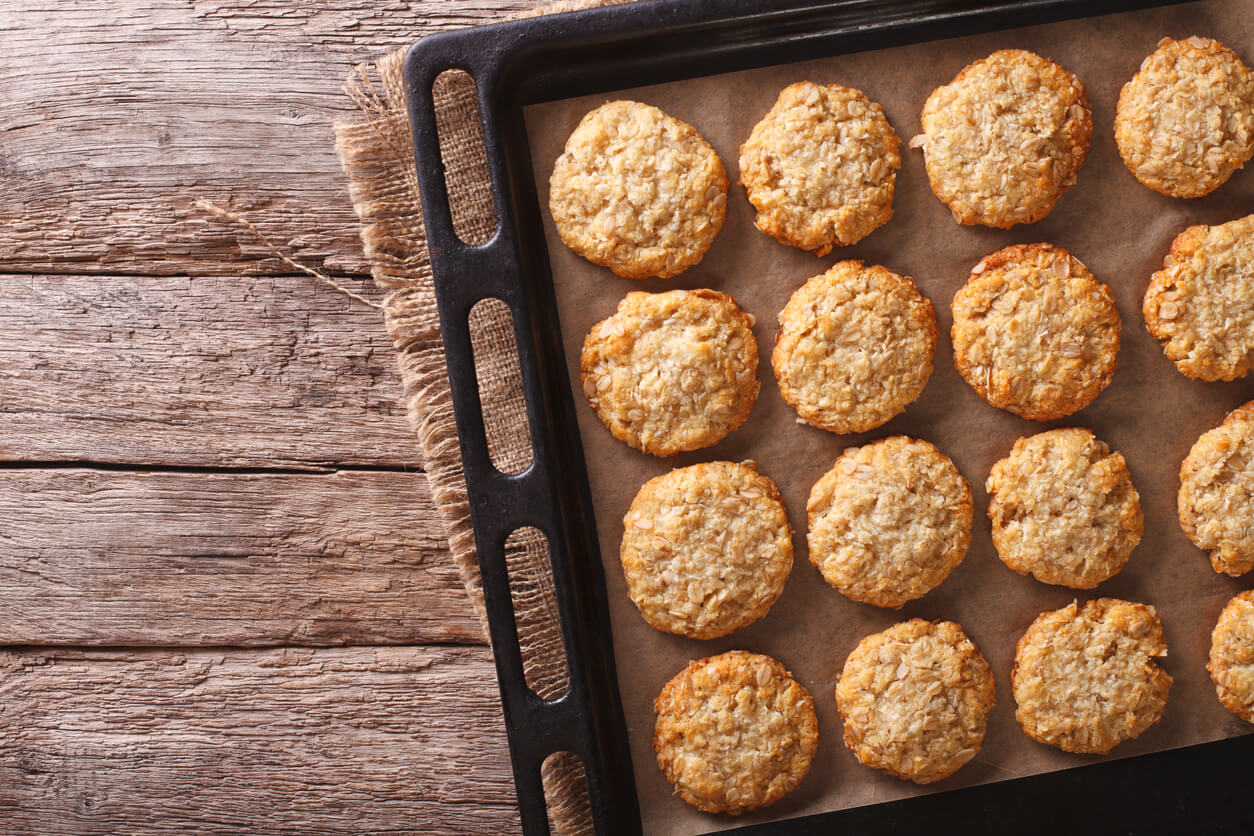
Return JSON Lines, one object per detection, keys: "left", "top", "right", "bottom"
{"left": 549, "top": 100, "right": 728, "bottom": 278}
{"left": 1224, "top": 399, "right": 1254, "bottom": 426}
{"left": 621, "top": 461, "right": 792, "bottom": 639}
{"left": 739, "top": 81, "right": 901, "bottom": 254}
{"left": 773, "top": 261, "right": 937, "bottom": 434}
{"left": 654, "top": 650, "right": 819, "bottom": 815}
{"left": 1209, "top": 590, "right": 1254, "bottom": 724}
{"left": 912, "top": 49, "right": 1091, "bottom": 227}
{"left": 1143, "top": 214, "right": 1254, "bottom": 382}
{"left": 1179, "top": 412, "right": 1254, "bottom": 576}
{"left": 807, "top": 436, "right": 972, "bottom": 609}
{"left": 1115, "top": 36, "right": 1254, "bottom": 198}
{"left": 580, "top": 290, "right": 759, "bottom": 457}
{"left": 837, "top": 619, "right": 994, "bottom": 784}
{"left": 987, "top": 428, "right": 1142, "bottom": 589}
{"left": 951, "top": 243, "right": 1120, "bottom": 421}
{"left": 1012, "top": 598, "right": 1170, "bottom": 754}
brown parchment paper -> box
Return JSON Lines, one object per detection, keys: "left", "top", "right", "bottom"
{"left": 524, "top": 2, "right": 1254, "bottom": 832}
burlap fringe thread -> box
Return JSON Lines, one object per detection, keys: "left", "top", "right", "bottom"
{"left": 332, "top": 1, "right": 634, "bottom": 832}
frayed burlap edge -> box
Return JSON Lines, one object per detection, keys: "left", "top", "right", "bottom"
{"left": 335, "top": 53, "right": 489, "bottom": 632}
{"left": 333, "top": 1, "right": 633, "bottom": 833}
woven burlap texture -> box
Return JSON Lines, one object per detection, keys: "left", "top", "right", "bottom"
{"left": 333, "top": 1, "right": 632, "bottom": 832}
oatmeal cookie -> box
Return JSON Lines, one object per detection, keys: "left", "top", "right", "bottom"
{"left": 912, "top": 49, "right": 1091, "bottom": 227}
{"left": 739, "top": 81, "right": 901, "bottom": 254}
{"left": 773, "top": 261, "right": 937, "bottom": 434}
{"left": 951, "top": 243, "right": 1120, "bottom": 421}
{"left": 1143, "top": 214, "right": 1254, "bottom": 381}
{"left": 837, "top": 619, "right": 994, "bottom": 784}
{"left": 987, "top": 428, "right": 1142, "bottom": 589}
{"left": 1115, "top": 36, "right": 1254, "bottom": 198}
{"left": 549, "top": 100, "right": 728, "bottom": 278}
{"left": 621, "top": 461, "right": 792, "bottom": 639}
{"left": 1209, "top": 590, "right": 1254, "bottom": 724}
{"left": 1012, "top": 598, "right": 1171, "bottom": 754}
{"left": 654, "top": 650, "right": 819, "bottom": 815}
{"left": 807, "top": 436, "right": 972, "bottom": 609}
{"left": 580, "top": 290, "right": 759, "bottom": 457}
{"left": 1225, "top": 400, "right": 1254, "bottom": 426}
{"left": 1179, "top": 413, "right": 1254, "bottom": 576}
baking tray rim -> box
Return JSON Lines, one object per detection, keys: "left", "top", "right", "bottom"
{"left": 400, "top": 1, "right": 1252, "bottom": 833}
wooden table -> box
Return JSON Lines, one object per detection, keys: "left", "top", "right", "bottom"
{"left": 2, "top": 1, "right": 534, "bottom": 831}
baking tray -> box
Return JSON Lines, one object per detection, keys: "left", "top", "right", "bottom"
{"left": 402, "top": 2, "right": 1254, "bottom": 833}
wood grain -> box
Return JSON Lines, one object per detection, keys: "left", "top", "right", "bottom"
{"left": 0, "top": 0, "right": 532, "bottom": 278}
{"left": 0, "top": 645, "right": 519, "bottom": 834}
{"left": 0, "top": 468, "right": 483, "bottom": 646}
{"left": 0, "top": 273, "right": 421, "bottom": 469}
{"left": 0, "top": 1, "right": 548, "bottom": 829}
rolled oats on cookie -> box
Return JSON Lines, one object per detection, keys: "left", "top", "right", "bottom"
{"left": 739, "top": 81, "right": 901, "bottom": 254}
{"left": 1209, "top": 590, "right": 1254, "bottom": 724}
{"left": 951, "top": 243, "right": 1120, "bottom": 421}
{"left": 1179, "top": 410, "right": 1254, "bottom": 576}
{"left": 654, "top": 651, "right": 818, "bottom": 815}
{"left": 1012, "top": 598, "right": 1170, "bottom": 754}
{"left": 1115, "top": 36, "right": 1254, "bottom": 198}
{"left": 913, "top": 49, "right": 1091, "bottom": 227}
{"left": 1144, "top": 214, "right": 1254, "bottom": 382}
{"left": 549, "top": 100, "right": 727, "bottom": 278}
{"left": 621, "top": 461, "right": 792, "bottom": 639}
{"left": 773, "top": 260, "right": 937, "bottom": 435}
{"left": 837, "top": 619, "right": 994, "bottom": 784}
{"left": 987, "top": 428, "right": 1142, "bottom": 589}
{"left": 807, "top": 436, "right": 972, "bottom": 609}
{"left": 1225, "top": 399, "right": 1254, "bottom": 426}
{"left": 580, "top": 289, "right": 759, "bottom": 457}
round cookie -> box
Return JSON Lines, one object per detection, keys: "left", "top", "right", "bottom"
{"left": 773, "top": 261, "right": 937, "bottom": 434}
{"left": 654, "top": 651, "right": 819, "bottom": 815}
{"left": 1209, "top": 590, "right": 1254, "bottom": 724}
{"left": 549, "top": 100, "right": 728, "bottom": 279}
{"left": 1179, "top": 412, "right": 1254, "bottom": 576}
{"left": 1115, "top": 36, "right": 1254, "bottom": 198}
{"left": 951, "top": 243, "right": 1120, "bottom": 421}
{"left": 739, "top": 81, "right": 901, "bottom": 254}
{"left": 807, "top": 436, "right": 972, "bottom": 609}
{"left": 987, "top": 428, "right": 1143, "bottom": 589}
{"left": 580, "top": 289, "right": 759, "bottom": 457}
{"left": 621, "top": 461, "right": 793, "bottom": 639}
{"left": 912, "top": 49, "right": 1092, "bottom": 227}
{"left": 837, "top": 619, "right": 995, "bottom": 784}
{"left": 1143, "top": 214, "right": 1254, "bottom": 382}
{"left": 1012, "top": 598, "right": 1171, "bottom": 754}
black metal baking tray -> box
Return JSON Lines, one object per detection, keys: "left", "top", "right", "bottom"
{"left": 402, "top": 2, "right": 1253, "bottom": 833}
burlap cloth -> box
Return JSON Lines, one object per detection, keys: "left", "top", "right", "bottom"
{"left": 332, "top": 1, "right": 633, "bottom": 832}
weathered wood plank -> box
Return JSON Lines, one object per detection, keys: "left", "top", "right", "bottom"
{"left": 0, "top": 0, "right": 533, "bottom": 277}
{"left": 0, "top": 468, "right": 483, "bottom": 646}
{"left": 0, "top": 645, "right": 519, "bottom": 834}
{"left": 0, "top": 3, "right": 545, "bottom": 827}
{"left": 0, "top": 272, "right": 420, "bottom": 468}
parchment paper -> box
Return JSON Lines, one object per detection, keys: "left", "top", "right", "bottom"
{"left": 524, "top": 3, "right": 1254, "bottom": 831}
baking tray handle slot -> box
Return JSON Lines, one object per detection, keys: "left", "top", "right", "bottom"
{"left": 469, "top": 298, "right": 536, "bottom": 475}
{"left": 432, "top": 68, "right": 500, "bottom": 247}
